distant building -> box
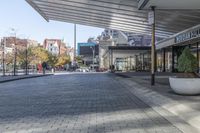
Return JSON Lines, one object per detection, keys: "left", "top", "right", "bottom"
{"left": 77, "top": 42, "right": 99, "bottom": 65}
{"left": 0, "top": 37, "right": 38, "bottom": 54}
{"left": 0, "top": 37, "right": 39, "bottom": 69}
{"left": 66, "top": 46, "right": 74, "bottom": 61}
{"left": 27, "top": 39, "right": 39, "bottom": 47}
{"left": 98, "top": 29, "right": 160, "bottom": 71}
{"left": 43, "top": 39, "right": 67, "bottom": 55}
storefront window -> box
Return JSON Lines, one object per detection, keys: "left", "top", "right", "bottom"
{"left": 165, "top": 48, "right": 172, "bottom": 72}
{"left": 157, "top": 50, "right": 162, "bottom": 72}
{"left": 115, "top": 58, "right": 128, "bottom": 71}
{"left": 142, "top": 52, "right": 151, "bottom": 71}
{"left": 198, "top": 45, "right": 200, "bottom": 73}
{"left": 190, "top": 44, "right": 197, "bottom": 58}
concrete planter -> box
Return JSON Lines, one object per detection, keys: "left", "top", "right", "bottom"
{"left": 169, "top": 77, "right": 200, "bottom": 95}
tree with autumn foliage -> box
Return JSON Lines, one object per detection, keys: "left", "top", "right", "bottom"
{"left": 14, "top": 46, "right": 71, "bottom": 71}
{"left": 56, "top": 54, "right": 71, "bottom": 67}
{"left": 30, "top": 46, "right": 49, "bottom": 65}
{"left": 4, "top": 53, "right": 14, "bottom": 71}
{"left": 48, "top": 53, "right": 58, "bottom": 68}
{"left": 17, "top": 48, "right": 32, "bottom": 68}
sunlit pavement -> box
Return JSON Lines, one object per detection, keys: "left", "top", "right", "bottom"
{"left": 53, "top": 72, "right": 108, "bottom": 75}
{"left": 0, "top": 73, "right": 184, "bottom": 133}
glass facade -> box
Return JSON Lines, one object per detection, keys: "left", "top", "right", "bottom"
{"left": 114, "top": 53, "right": 151, "bottom": 72}
{"left": 136, "top": 52, "right": 151, "bottom": 71}
{"left": 115, "top": 57, "right": 135, "bottom": 71}
{"left": 156, "top": 42, "right": 200, "bottom": 73}
{"left": 115, "top": 58, "right": 127, "bottom": 71}
{"left": 157, "top": 50, "right": 163, "bottom": 72}
{"left": 165, "top": 48, "right": 173, "bottom": 72}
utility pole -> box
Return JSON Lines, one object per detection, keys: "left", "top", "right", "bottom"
{"left": 151, "top": 6, "right": 156, "bottom": 85}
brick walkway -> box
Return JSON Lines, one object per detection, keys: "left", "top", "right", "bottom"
{"left": 0, "top": 74, "right": 182, "bottom": 133}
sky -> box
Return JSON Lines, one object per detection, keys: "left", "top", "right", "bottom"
{"left": 0, "top": 0, "right": 104, "bottom": 47}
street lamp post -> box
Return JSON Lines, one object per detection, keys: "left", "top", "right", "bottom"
{"left": 13, "top": 36, "right": 17, "bottom": 76}
{"left": 90, "top": 46, "right": 95, "bottom": 66}
{"left": 10, "top": 28, "right": 17, "bottom": 76}
{"left": 2, "top": 38, "right": 5, "bottom": 76}
{"left": 25, "top": 43, "right": 28, "bottom": 75}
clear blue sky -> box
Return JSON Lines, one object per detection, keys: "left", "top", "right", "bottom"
{"left": 0, "top": 0, "right": 103, "bottom": 46}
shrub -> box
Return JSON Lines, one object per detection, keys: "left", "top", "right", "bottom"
{"left": 177, "top": 47, "right": 198, "bottom": 73}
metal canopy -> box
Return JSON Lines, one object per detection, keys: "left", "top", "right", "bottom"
{"left": 26, "top": 0, "right": 200, "bottom": 38}
{"left": 139, "top": 0, "right": 200, "bottom": 10}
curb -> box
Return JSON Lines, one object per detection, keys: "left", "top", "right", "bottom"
{"left": 0, "top": 74, "right": 53, "bottom": 83}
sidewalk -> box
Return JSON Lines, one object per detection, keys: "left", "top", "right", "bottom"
{"left": 114, "top": 72, "right": 200, "bottom": 133}
{"left": 0, "top": 74, "right": 52, "bottom": 83}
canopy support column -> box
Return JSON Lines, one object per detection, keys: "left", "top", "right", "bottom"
{"left": 151, "top": 6, "right": 156, "bottom": 86}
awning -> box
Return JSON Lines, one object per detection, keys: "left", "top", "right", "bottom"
{"left": 26, "top": 0, "right": 200, "bottom": 38}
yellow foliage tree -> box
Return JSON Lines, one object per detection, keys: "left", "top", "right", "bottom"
{"left": 5, "top": 53, "right": 14, "bottom": 65}
{"left": 56, "top": 54, "right": 71, "bottom": 66}
{"left": 30, "top": 47, "right": 49, "bottom": 65}
{"left": 48, "top": 53, "right": 58, "bottom": 68}
{"left": 17, "top": 48, "right": 32, "bottom": 68}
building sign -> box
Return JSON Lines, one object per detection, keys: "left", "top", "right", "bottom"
{"left": 128, "top": 35, "right": 152, "bottom": 46}
{"left": 175, "top": 27, "right": 200, "bottom": 43}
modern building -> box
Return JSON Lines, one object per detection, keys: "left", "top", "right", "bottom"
{"left": 43, "top": 39, "right": 67, "bottom": 55}
{"left": 98, "top": 29, "right": 161, "bottom": 71}
{"left": 77, "top": 42, "right": 98, "bottom": 65}
{"left": 155, "top": 24, "right": 200, "bottom": 73}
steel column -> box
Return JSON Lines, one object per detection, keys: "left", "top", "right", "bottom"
{"left": 197, "top": 42, "right": 199, "bottom": 73}
{"left": 74, "top": 24, "right": 76, "bottom": 61}
{"left": 163, "top": 48, "right": 166, "bottom": 72}
{"left": 151, "top": 6, "right": 156, "bottom": 85}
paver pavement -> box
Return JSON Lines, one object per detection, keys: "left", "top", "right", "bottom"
{"left": 0, "top": 73, "right": 182, "bottom": 133}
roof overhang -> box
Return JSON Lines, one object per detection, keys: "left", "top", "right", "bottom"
{"left": 156, "top": 24, "right": 200, "bottom": 49}
{"left": 26, "top": 0, "right": 200, "bottom": 38}
{"left": 139, "top": 0, "right": 200, "bottom": 10}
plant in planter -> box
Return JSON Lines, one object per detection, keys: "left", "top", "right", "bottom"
{"left": 169, "top": 47, "right": 200, "bottom": 95}
{"left": 177, "top": 47, "right": 199, "bottom": 78}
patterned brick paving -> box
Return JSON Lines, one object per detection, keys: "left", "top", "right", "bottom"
{"left": 0, "top": 74, "right": 182, "bottom": 133}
